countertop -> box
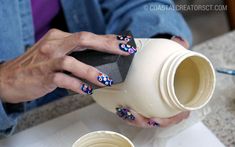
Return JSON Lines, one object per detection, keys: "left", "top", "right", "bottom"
{"left": 14, "top": 31, "right": 235, "bottom": 147}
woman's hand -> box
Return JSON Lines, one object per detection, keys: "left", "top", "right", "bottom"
{"left": 116, "top": 106, "right": 189, "bottom": 128}
{"left": 0, "top": 29, "right": 136, "bottom": 103}
{"left": 115, "top": 36, "right": 190, "bottom": 128}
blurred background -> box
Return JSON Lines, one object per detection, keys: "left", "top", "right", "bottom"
{"left": 175, "top": 0, "right": 231, "bottom": 45}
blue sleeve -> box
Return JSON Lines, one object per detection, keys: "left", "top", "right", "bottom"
{"left": 0, "top": 87, "right": 68, "bottom": 137}
{"left": 100, "top": 0, "right": 192, "bottom": 46}
{"left": 0, "top": 100, "right": 20, "bottom": 137}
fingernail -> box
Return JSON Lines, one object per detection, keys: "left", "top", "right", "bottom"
{"left": 147, "top": 120, "right": 160, "bottom": 127}
{"left": 80, "top": 84, "right": 93, "bottom": 95}
{"left": 117, "top": 35, "right": 132, "bottom": 42}
{"left": 116, "top": 106, "right": 135, "bottom": 121}
{"left": 119, "top": 43, "right": 137, "bottom": 54}
{"left": 171, "top": 36, "right": 184, "bottom": 42}
{"left": 97, "top": 72, "right": 113, "bottom": 86}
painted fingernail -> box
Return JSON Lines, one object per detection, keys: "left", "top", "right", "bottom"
{"left": 97, "top": 72, "right": 113, "bottom": 86}
{"left": 80, "top": 84, "right": 93, "bottom": 95}
{"left": 147, "top": 120, "right": 160, "bottom": 127}
{"left": 117, "top": 35, "right": 132, "bottom": 42}
{"left": 119, "top": 43, "right": 137, "bottom": 54}
{"left": 116, "top": 106, "right": 135, "bottom": 121}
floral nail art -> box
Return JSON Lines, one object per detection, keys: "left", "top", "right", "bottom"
{"left": 119, "top": 43, "right": 137, "bottom": 54}
{"left": 116, "top": 106, "right": 135, "bottom": 121}
{"left": 97, "top": 72, "right": 113, "bottom": 86}
{"left": 117, "top": 35, "right": 132, "bottom": 42}
{"left": 147, "top": 120, "right": 160, "bottom": 127}
{"left": 81, "top": 84, "right": 93, "bottom": 95}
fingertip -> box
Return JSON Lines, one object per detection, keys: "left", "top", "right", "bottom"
{"left": 115, "top": 106, "right": 160, "bottom": 128}
{"left": 171, "top": 36, "right": 189, "bottom": 49}
{"left": 121, "top": 51, "right": 131, "bottom": 56}
{"left": 116, "top": 35, "right": 133, "bottom": 42}
{"left": 96, "top": 72, "right": 113, "bottom": 87}
{"left": 118, "top": 43, "right": 137, "bottom": 55}
{"left": 147, "top": 119, "right": 160, "bottom": 127}
{"left": 80, "top": 83, "right": 93, "bottom": 95}
{"left": 115, "top": 106, "right": 136, "bottom": 121}
{"left": 128, "top": 109, "right": 156, "bottom": 128}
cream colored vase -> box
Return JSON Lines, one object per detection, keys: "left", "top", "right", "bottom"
{"left": 92, "top": 39, "right": 216, "bottom": 118}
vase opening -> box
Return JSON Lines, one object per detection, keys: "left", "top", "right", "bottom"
{"left": 171, "top": 54, "right": 215, "bottom": 110}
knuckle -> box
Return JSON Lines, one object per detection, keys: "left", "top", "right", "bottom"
{"left": 103, "top": 35, "right": 116, "bottom": 51}
{"left": 38, "top": 42, "right": 53, "bottom": 55}
{"left": 104, "top": 40, "right": 112, "bottom": 49}
{"left": 69, "top": 80, "right": 79, "bottom": 89}
{"left": 74, "top": 31, "right": 93, "bottom": 46}
{"left": 107, "top": 34, "right": 116, "bottom": 40}
{"left": 78, "top": 31, "right": 92, "bottom": 38}
{"left": 60, "top": 56, "right": 74, "bottom": 69}
{"left": 47, "top": 28, "right": 59, "bottom": 36}
{"left": 52, "top": 73, "right": 61, "bottom": 85}
{"left": 84, "top": 65, "right": 96, "bottom": 77}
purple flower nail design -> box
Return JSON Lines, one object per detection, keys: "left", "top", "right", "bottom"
{"left": 97, "top": 72, "right": 113, "bottom": 86}
{"left": 81, "top": 84, "right": 93, "bottom": 95}
{"left": 116, "top": 106, "right": 135, "bottom": 121}
{"left": 147, "top": 120, "right": 160, "bottom": 127}
{"left": 119, "top": 43, "right": 137, "bottom": 54}
{"left": 117, "top": 35, "right": 132, "bottom": 42}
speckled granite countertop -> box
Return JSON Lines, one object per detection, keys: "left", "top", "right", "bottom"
{"left": 192, "top": 31, "right": 235, "bottom": 147}
{"left": 15, "top": 31, "right": 235, "bottom": 146}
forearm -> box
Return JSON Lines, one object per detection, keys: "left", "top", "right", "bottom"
{"left": 0, "top": 61, "right": 14, "bottom": 103}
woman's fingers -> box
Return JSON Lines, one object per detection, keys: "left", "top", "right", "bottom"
{"left": 115, "top": 106, "right": 190, "bottom": 128}
{"left": 38, "top": 30, "right": 136, "bottom": 58}
{"left": 53, "top": 73, "right": 93, "bottom": 95}
{"left": 126, "top": 109, "right": 153, "bottom": 128}
{"left": 60, "top": 32, "right": 137, "bottom": 56}
{"left": 149, "top": 111, "right": 190, "bottom": 128}
{"left": 36, "top": 30, "right": 137, "bottom": 94}
{"left": 50, "top": 56, "right": 113, "bottom": 87}
{"left": 115, "top": 106, "right": 151, "bottom": 128}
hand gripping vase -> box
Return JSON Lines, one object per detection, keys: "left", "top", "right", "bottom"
{"left": 92, "top": 39, "right": 216, "bottom": 118}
